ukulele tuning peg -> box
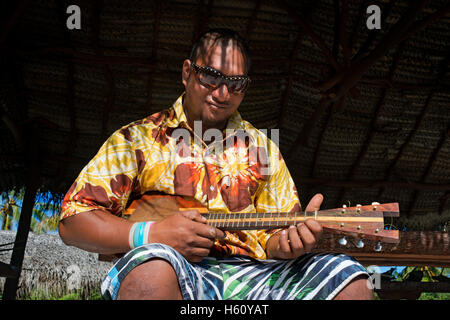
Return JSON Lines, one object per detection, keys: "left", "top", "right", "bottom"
{"left": 338, "top": 236, "right": 347, "bottom": 246}
{"left": 371, "top": 202, "right": 380, "bottom": 211}
{"left": 356, "top": 239, "right": 364, "bottom": 248}
{"left": 374, "top": 241, "right": 382, "bottom": 252}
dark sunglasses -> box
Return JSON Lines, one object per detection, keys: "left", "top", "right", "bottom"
{"left": 191, "top": 62, "right": 250, "bottom": 94}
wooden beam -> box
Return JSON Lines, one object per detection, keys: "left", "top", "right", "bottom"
{"left": 335, "top": 1, "right": 447, "bottom": 101}
{"left": 318, "top": 0, "right": 431, "bottom": 98}
{"left": 2, "top": 130, "right": 41, "bottom": 300}
{"left": 313, "top": 231, "right": 450, "bottom": 267}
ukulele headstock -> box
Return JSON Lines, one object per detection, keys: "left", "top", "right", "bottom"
{"left": 318, "top": 202, "right": 400, "bottom": 251}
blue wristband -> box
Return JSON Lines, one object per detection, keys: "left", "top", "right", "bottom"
{"left": 133, "top": 222, "right": 145, "bottom": 248}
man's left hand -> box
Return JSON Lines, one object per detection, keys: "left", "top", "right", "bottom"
{"left": 266, "top": 193, "right": 324, "bottom": 259}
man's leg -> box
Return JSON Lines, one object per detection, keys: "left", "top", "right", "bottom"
{"left": 117, "top": 258, "right": 182, "bottom": 300}
{"left": 333, "top": 275, "right": 374, "bottom": 300}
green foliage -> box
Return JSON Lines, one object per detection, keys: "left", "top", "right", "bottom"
{"left": 14, "top": 287, "right": 103, "bottom": 300}
{"left": 0, "top": 188, "right": 62, "bottom": 234}
{"left": 418, "top": 292, "right": 450, "bottom": 300}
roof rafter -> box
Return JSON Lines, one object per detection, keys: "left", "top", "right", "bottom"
{"left": 318, "top": 0, "right": 433, "bottom": 98}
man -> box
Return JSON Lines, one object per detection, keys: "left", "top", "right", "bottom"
{"left": 59, "top": 28, "right": 372, "bottom": 300}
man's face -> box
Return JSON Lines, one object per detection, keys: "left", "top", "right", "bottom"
{"left": 182, "top": 41, "right": 247, "bottom": 132}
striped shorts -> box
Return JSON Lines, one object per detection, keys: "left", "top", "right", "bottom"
{"left": 101, "top": 243, "right": 369, "bottom": 300}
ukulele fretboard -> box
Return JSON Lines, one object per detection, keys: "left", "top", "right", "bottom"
{"left": 202, "top": 210, "right": 384, "bottom": 230}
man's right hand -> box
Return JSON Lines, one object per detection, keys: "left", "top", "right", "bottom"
{"left": 148, "top": 210, "right": 226, "bottom": 262}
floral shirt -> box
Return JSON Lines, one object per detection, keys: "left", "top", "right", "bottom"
{"left": 60, "top": 94, "right": 301, "bottom": 259}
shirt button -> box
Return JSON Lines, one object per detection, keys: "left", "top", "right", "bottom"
{"left": 209, "top": 186, "right": 215, "bottom": 191}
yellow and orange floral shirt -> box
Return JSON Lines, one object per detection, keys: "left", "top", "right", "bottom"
{"left": 60, "top": 94, "right": 301, "bottom": 259}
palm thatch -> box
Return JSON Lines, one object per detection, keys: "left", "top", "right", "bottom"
{"left": 0, "top": 230, "right": 113, "bottom": 299}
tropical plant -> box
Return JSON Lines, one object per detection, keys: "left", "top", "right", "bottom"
{"left": 0, "top": 188, "right": 62, "bottom": 234}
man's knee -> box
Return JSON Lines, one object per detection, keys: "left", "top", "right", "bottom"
{"left": 117, "top": 258, "right": 182, "bottom": 300}
{"left": 333, "top": 275, "right": 374, "bottom": 300}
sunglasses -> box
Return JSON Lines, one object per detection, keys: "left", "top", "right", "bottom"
{"left": 191, "top": 62, "right": 250, "bottom": 94}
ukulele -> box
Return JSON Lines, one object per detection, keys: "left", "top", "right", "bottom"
{"left": 126, "top": 193, "right": 399, "bottom": 245}
{"left": 99, "top": 193, "right": 400, "bottom": 262}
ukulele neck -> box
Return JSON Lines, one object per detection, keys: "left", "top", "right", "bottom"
{"left": 202, "top": 210, "right": 383, "bottom": 231}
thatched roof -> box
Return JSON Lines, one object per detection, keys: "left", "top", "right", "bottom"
{"left": 1, "top": 0, "right": 449, "bottom": 230}
{"left": 0, "top": 230, "right": 112, "bottom": 298}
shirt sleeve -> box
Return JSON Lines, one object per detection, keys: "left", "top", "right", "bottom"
{"left": 254, "top": 142, "right": 301, "bottom": 253}
{"left": 60, "top": 128, "right": 140, "bottom": 220}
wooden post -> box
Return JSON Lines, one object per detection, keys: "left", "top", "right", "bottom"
{"left": 2, "top": 130, "right": 41, "bottom": 300}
